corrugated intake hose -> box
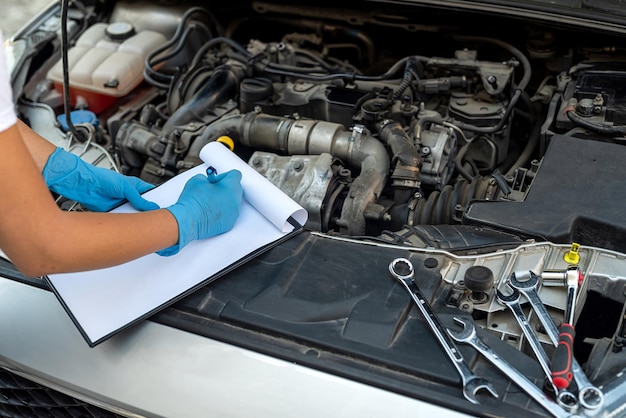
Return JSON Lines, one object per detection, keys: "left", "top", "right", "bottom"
{"left": 188, "top": 112, "right": 390, "bottom": 234}
{"left": 376, "top": 119, "right": 421, "bottom": 204}
{"left": 410, "top": 176, "right": 501, "bottom": 225}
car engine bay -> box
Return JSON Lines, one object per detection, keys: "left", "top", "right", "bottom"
{"left": 15, "top": 1, "right": 626, "bottom": 248}
{"left": 8, "top": 0, "right": 626, "bottom": 416}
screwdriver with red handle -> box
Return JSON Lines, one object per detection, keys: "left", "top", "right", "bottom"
{"left": 546, "top": 267, "right": 583, "bottom": 389}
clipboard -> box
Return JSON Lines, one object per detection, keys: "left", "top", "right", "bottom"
{"left": 45, "top": 142, "right": 308, "bottom": 346}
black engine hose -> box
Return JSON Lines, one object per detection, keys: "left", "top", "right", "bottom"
{"left": 376, "top": 120, "right": 421, "bottom": 198}
{"left": 451, "top": 35, "right": 531, "bottom": 134}
{"left": 60, "top": 0, "right": 83, "bottom": 141}
{"left": 392, "top": 58, "right": 417, "bottom": 100}
{"left": 162, "top": 65, "right": 243, "bottom": 133}
{"left": 453, "top": 35, "right": 531, "bottom": 91}
{"left": 248, "top": 55, "right": 429, "bottom": 84}
{"left": 407, "top": 176, "right": 501, "bottom": 226}
{"left": 564, "top": 107, "right": 626, "bottom": 137}
{"left": 143, "top": 7, "right": 219, "bottom": 89}
{"left": 377, "top": 120, "right": 422, "bottom": 168}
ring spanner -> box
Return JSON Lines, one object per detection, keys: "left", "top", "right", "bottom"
{"left": 389, "top": 258, "right": 498, "bottom": 404}
{"left": 509, "top": 271, "right": 604, "bottom": 410}
{"left": 496, "top": 285, "right": 578, "bottom": 411}
{"left": 449, "top": 317, "right": 573, "bottom": 418}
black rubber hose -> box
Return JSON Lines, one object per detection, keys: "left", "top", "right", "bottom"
{"left": 377, "top": 120, "right": 421, "bottom": 169}
{"left": 144, "top": 25, "right": 199, "bottom": 88}
{"left": 565, "top": 108, "right": 626, "bottom": 137}
{"left": 455, "top": 141, "right": 474, "bottom": 181}
{"left": 410, "top": 176, "right": 499, "bottom": 226}
{"left": 162, "top": 66, "right": 242, "bottom": 132}
{"left": 252, "top": 55, "right": 430, "bottom": 84}
{"left": 392, "top": 58, "right": 416, "bottom": 100}
{"left": 143, "top": 7, "right": 217, "bottom": 89}
{"left": 505, "top": 105, "right": 543, "bottom": 177}
{"left": 453, "top": 35, "right": 531, "bottom": 91}
{"left": 451, "top": 35, "right": 532, "bottom": 134}
{"left": 377, "top": 120, "right": 421, "bottom": 203}
{"left": 60, "top": 0, "right": 83, "bottom": 141}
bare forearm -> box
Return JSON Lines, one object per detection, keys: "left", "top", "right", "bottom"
{"left": 17, "top": 119, "right": 55, "bottom": 171}
{"left": 0, "top": 124, "right": 179, "bottom": 276}
{"left": 12, "top": 210, "right": 179, "bottom": 276}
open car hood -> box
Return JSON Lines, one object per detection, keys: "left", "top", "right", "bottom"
{"left": 4, "top": 0, "right": 626, "bottom": 417}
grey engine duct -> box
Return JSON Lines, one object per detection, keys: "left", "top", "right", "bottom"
{"left": 186, "top": 112, "right": 390, "bottom": 235}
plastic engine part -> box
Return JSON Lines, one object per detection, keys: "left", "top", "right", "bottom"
{"left": 47, "top": 23, "right": 166, "bottom": 113}
{"left": 465, "top": 134, "right": 626, "bottom": 252}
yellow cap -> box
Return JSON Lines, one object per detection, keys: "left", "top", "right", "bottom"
{"left": 564, "top": 242, "right": 580, "bottom": 265}
{"left": 216, "top": 136, "right": 235, "bottom": 151}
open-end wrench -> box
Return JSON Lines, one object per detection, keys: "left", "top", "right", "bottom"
{"left": 496, "top": 285, "right": 579, "bottom": 411}
{"left": 389, "top": 258, "right": 499, "bottom": 405}
{"left": 448, "top": 317, "right": 575, "bottom": 418}
{"left": 509, "top": 271, "right": 604, "bottom": 410}
{"left": 508, "top": 272, "right": 556, "bottom": 340}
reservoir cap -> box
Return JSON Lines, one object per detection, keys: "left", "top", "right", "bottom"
{"left": 106, "top": 22, "right": 135, "bottom": 41}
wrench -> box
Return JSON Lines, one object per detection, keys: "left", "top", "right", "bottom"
{"left": 496, "top": 286, "right": 555, "bottom": 381}
{"left": 509, "top": 271, "right": 604, "bottom": 410}
{"left": 448, "top": 317, "right": 575, "bottom": 418}
{"left": 389, "top": 258, "right": 498, "bottom": 404}
{"left": 496, "top": 285, "right": 578, "bottom": 411}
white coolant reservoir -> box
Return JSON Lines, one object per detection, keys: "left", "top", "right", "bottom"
{"left": 47, "top": 22, "right": 166, "bottom": 113}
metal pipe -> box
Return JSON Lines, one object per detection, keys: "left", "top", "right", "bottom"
{"left": 191, "top": 112, "right": 390, "bottom": 234}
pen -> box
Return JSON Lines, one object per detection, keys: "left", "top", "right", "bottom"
{"left": 206, "top": 166, "right": 218, "bottom": 183}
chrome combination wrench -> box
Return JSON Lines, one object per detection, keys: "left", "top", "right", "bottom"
{"left": 496, "top": 284, "right": 578, "bottom": 411}
{"left": 508, "top": 271, "right": 604, "bottom": 411}
{"left": 389, "top": 258, "right": 498, "bottom": 405}
{"left": 448, "top": 317, "right": 576, "bottom": 418}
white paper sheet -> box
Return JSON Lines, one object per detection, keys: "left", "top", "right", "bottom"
{"left": 46, "top": 142, "right": 308, "bottom": 346}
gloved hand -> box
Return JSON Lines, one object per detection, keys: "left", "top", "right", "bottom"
{"left": 43, "top": 147, "right": 159, "bottom": 212}
{"left": 157, "top": 169, "right": 243, "bottom": 256}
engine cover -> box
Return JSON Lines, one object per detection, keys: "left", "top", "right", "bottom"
{"left": 465, "top": 134, "right": 626, "bottom": 252}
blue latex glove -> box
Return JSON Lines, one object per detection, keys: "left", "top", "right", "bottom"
{"left": 157, "top": 169, "right": 243, "bottom": 256}
{"left": 43, "top": 147, "right": 159, "bottom": 212}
